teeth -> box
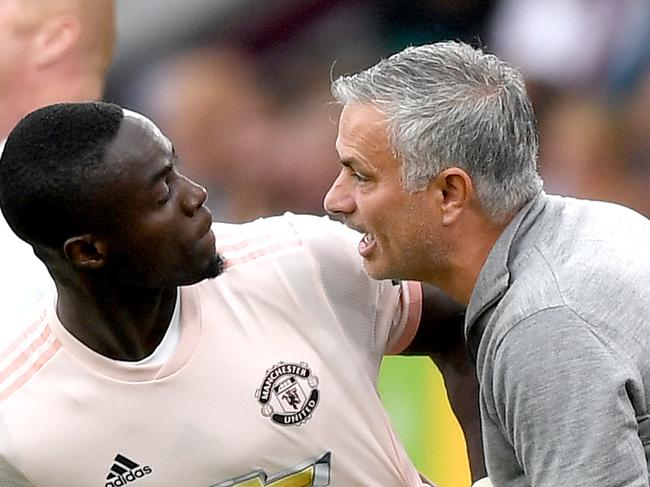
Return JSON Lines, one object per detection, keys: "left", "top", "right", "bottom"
{"left": 362, "top": 233, "right": 375, "bottom": 244}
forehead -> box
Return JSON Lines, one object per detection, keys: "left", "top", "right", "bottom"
{"left": 336, "top": 103, "right": 391, "bottom": 157}
{"left": 123, "top": 109, "right": 168, "bottom": 142}
{"left": 106, "top": 112, "right": 172, "bottom": 167}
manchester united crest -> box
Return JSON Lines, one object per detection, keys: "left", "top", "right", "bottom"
{"left": 255, "top": 362, "right": 320, "bottom": 426}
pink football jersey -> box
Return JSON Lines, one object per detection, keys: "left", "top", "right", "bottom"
{"left": 0, "top": 214, "right": 425, "bottom": 486}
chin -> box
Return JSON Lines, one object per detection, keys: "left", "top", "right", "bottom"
{"left": 362, "top": 261, "right": 391, "bottom": 281}
{"left": 364, "top": 258, "right": 415, "bottom": 283}
{"left": 205, "top": 254, "right": 225, "bottom": 279}
{"left": 175, "top": 254, "right": 225, "bottom": 286}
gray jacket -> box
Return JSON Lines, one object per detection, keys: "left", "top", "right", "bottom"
{"left": 467, "top": 192, "right": 650, "bottom": 486}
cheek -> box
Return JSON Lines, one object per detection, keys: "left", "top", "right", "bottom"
{"left": 126, "top": 229, "right": 177, "bottom": 270}
{"left": 155, "top": 234, "right": 185, "bottom": 260}
{"left": 387, "top": 202, "right": 434, "bottom": 246}
{"left": 137, "top": 214, "right": 180, "bottom": 247}
{"left": 388, "top": 220, "right": 423, "bottom": 253}
{"left": 362, "top": 193, "right": 399, "bottom": 224}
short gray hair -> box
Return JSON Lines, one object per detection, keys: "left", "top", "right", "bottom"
{"left": 331, "top": 41, "right": 543, "bottom": 222}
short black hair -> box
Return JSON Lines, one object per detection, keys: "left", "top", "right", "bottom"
{"left": 0, "top": 101, "right": 124, "bottom": 248}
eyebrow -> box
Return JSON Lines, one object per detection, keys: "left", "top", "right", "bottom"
{"left": 341, "top": 157, "right": 369, "bottom": 172}
{"left": 340, "top": 158, "right": 356, "bottom": 168}
{"left": 149, "top": 161, "right": 173, "bottom": 186}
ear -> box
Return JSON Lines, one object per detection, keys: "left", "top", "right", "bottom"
{"left": 432, "top": 167, "right": 474, "bottom": 226}
{"left": 33, "top": 15, "right": 80, "bottom": 68}
{"left": 63, "top": 235, "right": 107, "bottom": 270}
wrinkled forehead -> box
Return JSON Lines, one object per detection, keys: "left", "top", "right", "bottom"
{"left": 336, "top": 103, "right": 391, "bottom": 155}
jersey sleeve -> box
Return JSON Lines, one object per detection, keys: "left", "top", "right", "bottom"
{"left": 384, "top": 280, "right": 422, "bottom": 355}
{"left": 286, "top": 213, "right": 422, "bottom": 375}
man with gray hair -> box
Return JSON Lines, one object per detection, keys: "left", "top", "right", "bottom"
{"left": 325, "top": 40, "right": 650, "bottom": 486}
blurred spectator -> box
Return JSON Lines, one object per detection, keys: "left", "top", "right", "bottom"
{"left": 376, "top": 0, "right": 496, "bottom": 52}
{"left": 488, "top": 0, "right": 650, "bottom": 218}
{"left": 487, "top": 0, "right": 650, "bottom": 93}
{"left": 622, "top": 67, "right": 650, "bottom": 174}
{"left": 141, "top": 46, "right": 286, "bottom": 222}
{"left": 0, "top": 0, "right": 114, "bottom": 139}
{"left": 538, "top": 94, "right": 642, "bottom": 211}
{"left": 272, "top": 77, "right": 341, "bottom": 215}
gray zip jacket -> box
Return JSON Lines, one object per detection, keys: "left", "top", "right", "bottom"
{"left": 467, "top": 191, "right": 650, "bottom": 486}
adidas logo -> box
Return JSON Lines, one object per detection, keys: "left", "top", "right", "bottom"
{"left": 105, "top": 453, "right": 153, "bottom": 487}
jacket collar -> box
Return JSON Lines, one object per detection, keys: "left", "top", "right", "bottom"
{"left": 465, "top": 191, "right": 547, "bottom": 358}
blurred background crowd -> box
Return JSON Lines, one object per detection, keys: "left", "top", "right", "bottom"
{"left": 108, "top": 0, "right": 650, "bottom": 224}
{"left": 103, "top": 2, "right": 650, "bottom": 485}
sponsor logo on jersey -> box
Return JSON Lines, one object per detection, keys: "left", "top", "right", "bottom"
{"left": 210, "top": 452, "right": 331, "bottom": 486}
{"left": 105, "top": 453, "right": 153, "bottom": 487}
{"left": 255, "top": 361, "right": 320, "bottom": 426}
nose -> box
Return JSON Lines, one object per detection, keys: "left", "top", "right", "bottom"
{"left": 180, "top": 175, "right": 208, "bottom": 216}
{"left": 323, "top": 171, "right": 355, "bottom": 216}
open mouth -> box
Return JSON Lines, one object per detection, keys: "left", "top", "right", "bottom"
{"left": 358, "top": 232, "right": 377, "bottom": 258}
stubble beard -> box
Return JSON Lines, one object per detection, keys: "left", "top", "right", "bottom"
{"left": 397, "top": 235, "right": 450, "bottom": 284}
{"left": 204, "top": 252, "right": 226, "bottom": 279}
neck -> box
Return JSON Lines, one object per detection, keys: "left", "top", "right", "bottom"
{"left": 427, "top": 216, "right": 509, "bottom": 305}
{"left": 55, "top": 281, "right": 177, "bottom": 361}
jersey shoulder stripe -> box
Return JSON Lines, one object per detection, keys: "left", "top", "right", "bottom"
{"left": 0, "top": 314, "right": 61, "bottom": 404}
{"left": 213, "top": 218, "right": 304, "bottom": 269}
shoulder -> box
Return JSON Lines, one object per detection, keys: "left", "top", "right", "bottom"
{"left": 212, "top": 213, "right": 361, "bottom": 266}
{"left": 0, "top": 309, "right": 59, "bottom": 406}
{"left": 512, "top": 196, "right": 650, "bottom": 316}
{"left": 540, "top": 195, "right": 650, "bottom": 245}
{"left": 212, "top": 213, "right": 354, "bottom": 244}
{"left": 506, "top": 194, "right": 650, "bottom": 308}
{"left": 260, "top": 212, "right": 360, "bottom": 242}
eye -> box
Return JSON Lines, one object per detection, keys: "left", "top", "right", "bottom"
{"left": 340, "top": 162, "right": 370, "bottom": 183}
{"left": 157, "top": 171, "right": 178, "bottom": 205}
{"left": 349, "top": 168, "right": 368, "bottom": 182}
{"left": 157, "top": 182, "right": 172, "bottom": 205}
